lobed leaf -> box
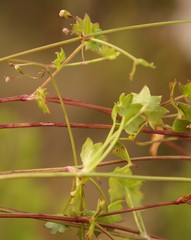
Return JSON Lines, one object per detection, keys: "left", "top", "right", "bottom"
{"left": 133, "top": 86, "right": 168, "bottom": 128}
{"left": 179, "top": 81, "right": 191, "bottom": 102}
{"left": 44, "top": 222, "right": 70, "bottom": 235}
{"left": 97, "top": 200, "right": 123, "bottom": 224}
{"left": 52, "top": 48, "right": 66, "bottom": 69}
{"left": 109, "top": 165, "right": 143, "bottom": 207}
{"left": 80, "top": 138, "right": 103, "bottom": 172}
{"left": 114, "top": 93, "right": 145, "bottom": 134}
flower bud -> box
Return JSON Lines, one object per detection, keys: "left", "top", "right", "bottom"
{"left": 62, "top": 28, "right": 69, "bottom": 35}
{"left": 59, "top": 10, "right": 72, "bottom": 19}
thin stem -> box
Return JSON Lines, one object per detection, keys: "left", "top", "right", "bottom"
{"left": 99, "top": 200, "right": 178, "bottom": 218}
{"left": 0, "top": 210, "right": 161, "bottom": 239}
{"left": 1, "top": 169, "right": 191, "bottom": 183}
{"left": 1, "top": 20, "right": 191, "bottom": 63}
{"left": 86, "top": 19, "right": 191, "bottom": 37}
{"left": 0, "top": 37, "right": 81, "bottom": 62}
{"left": 91, "top": 38, "right": 137, "bottom": 62}
{"left": 133, "top": 137, "right": 177, "bottom": 146}
{"left": 49, "top": 73, "right": 78, "bottom": 166}
{"left": 0, "top": 122, "right": 112, "bottom": 130}
{"left": 94, "top": 222, "right": 114, "bottom": 240}
{"left": 89, "top": 178, "right": 108, "bottom": 209}
{"left": 38, "top": 43, "right": 84, "bottom": 89}
{"left": 127, "top": 193, "right": 148, "bottom": 239}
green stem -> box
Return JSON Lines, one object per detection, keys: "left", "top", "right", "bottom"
{"left": 1, "top": 170, "right": 191, "bottom": 183}
{"left": 89, "top": 178, "right": 108, "bottom": 209}
{"left": 86, "top": 19, "right": 191, "bottom": 37}
{"left": 1, "top": 20, "right": 191, "bottom": 63}
{"left": 94, "top": 222, "right": 114, "bottom": 240}
{"left": 0, "top": 37, "right": 80, "bottom": 62}
{"left": 49, "top": 73, "right": 78, "bottom": 166}
{"left": 38, "top": 43, "right": 84, "bottom": 90}
{"left": 91, "top": 38, "right": 137, "bottom": 62}
{"left": 127, "top": 192, "right": 148, "bottom": 239}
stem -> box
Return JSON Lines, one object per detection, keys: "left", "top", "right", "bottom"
{"left": 49, "top": 73, "right": 78, "bottom": 166}
{"left": 0, "top": 37, "right": 81, "bottom": 62}
{"left": 89, "top": 178, "right": 108, "bottom": 209}
{"left": 0, "top": 210, "right": 161, "bottom": 239}
{"left": 94, "top": 222, "right": 114, "bottom": 240}
{"left": 91, "top": 38, "right": 137, "bottom": 62}
{"left": 1, "top": 20, "right": 191, "bottom": 63}
{"left": 86, "top": 19, "right": 191, "bottom": 37}
{"left": 0, "top": 122, "right": 112, "bottom": 130}
{"left": 1, "top": 169, "right": 191, "bottom": 183}
{"left": 38, "top": 43, "right": 84, "bottom": 89}
{"left": 127, "top": 193, "right": 148, "bottom": 239}
{"left": 99, "top": 200, "right": 178, "bottom": 218}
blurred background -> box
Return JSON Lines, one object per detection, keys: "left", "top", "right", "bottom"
{"left": 0, "top": 0, "right": 191, "bottom": 239}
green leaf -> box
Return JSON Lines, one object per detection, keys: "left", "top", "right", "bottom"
{"left": 115, "top": 93, "right": 134, "bottom": 117}
{"left": 179, "top": 81, "right": 191, "bottom": 102}
{"left": 52, "top": 48, "right": 66, "bottom": 69}
{"left": 97, "top": 200, "right": 123, "bottom": 224}
{"left": 133, "top": 86, "right": 168, "bottom": 128}
{"left": 44, "top": 222, "right": 70, "bottom": 235}
{"left": 72, "top": 13, "right": 107, "bottom": 54}
{"left": 34, "top": 88, "right": 50, "bottom": 114}
{"left": 72, "top": 14, "right": 103, "bottom": 36}
{"left": 112, "top": 141, "right": 133, "bottom": 166}
{"left": 109, "top": 165, "right": 143, "bottom": 206}
{"left": 172, "top": 102, "right": 191, "bottom": 132}
{"left": 99, "top": 45, "right": 119, "bottom": 60}
{"left": 137, "top": 58, "right": 155, "bottom": 69}
{"left": 178, "top": 102, "right": 191, "bottom": 121}
{"left": 172, "top": 119, "right": 191, "bottom": 132}
{"left": 114, "top": 93, "right": 145, "bottom": 134}
{"left": 80, "top": 138, "right": 103, "bottom": 172}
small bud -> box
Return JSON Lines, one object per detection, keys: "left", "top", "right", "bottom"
{"left": 59, "top": 10, "right": 72, "bottom": 19}
{"left": 14, "top": 64, "right": 24, "bottom": 74}
{"left": 4, "top": 76, "right": 11, "bottom": 83}
{"left": 62, "top": 28, "right": 70, "bottom": 35}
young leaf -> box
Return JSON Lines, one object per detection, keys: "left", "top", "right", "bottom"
{"left": 133, "top": 86, "right": 168, "bottom": 129}
{"left": 99, "top": 46, "right": 120, "bottom": 60}
{"left": 179, "top": 81, "right": 191, "bottom": 102}
{"left": 34, "top": 88, "right": 50, "bottom": 114}
{"left": 178, "top": 102, "right": 191, "bottom": 121}
{"left": 72, "top": 13, "right": 108, "bottom": 54}
{"left": 109, "top": 165, "right": 143, "bottom": 206}
{"left": 172, "top": 102, "right": 191, "bottom": 132}
{"left": 172, "top": 119, "right": 191, "bottom": 132}
{"left": 44, "top": 222, "right": 70, "bottom": 235}
{"left": 114, "top": 93, "right": 145, "bottom": 134}
{"left": 72, "top": 14, "right": 103, "bottom": 37}
{"left": 52, "top": 48, "right": 66, "bottom": 69}
{"left": 80, "top": 138, "right": 103, "bottom": 172}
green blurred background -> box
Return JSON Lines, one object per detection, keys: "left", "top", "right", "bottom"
{"left": 0, "top": 0, "right": 191, "bottom": 239}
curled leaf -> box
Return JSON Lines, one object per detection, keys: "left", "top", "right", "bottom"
{"left": 34, "top": 88, "right": 50, "bottom": 114}
{"left": 52, "top": 48, "right": 66, "bottom": 69}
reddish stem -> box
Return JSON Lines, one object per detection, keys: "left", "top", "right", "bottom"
{"left": 98, "top": 200, "right": 178, "bottom": 218}
{"left": 0, "top": 210, "right": 162, "bottom": 239}
{"left": 0, "top": 122, "right": 111, "bottom": 130}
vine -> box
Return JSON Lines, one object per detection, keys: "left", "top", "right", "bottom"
{"left": 1, "top": 9, "right": 191, "bottom": 240}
